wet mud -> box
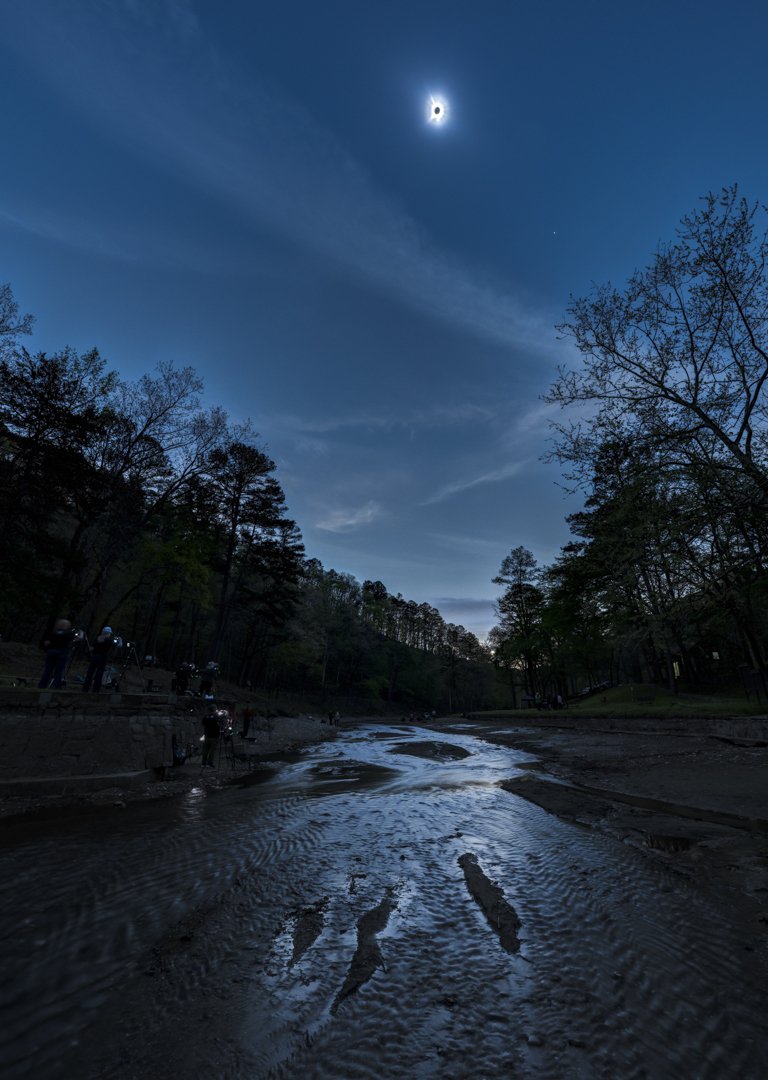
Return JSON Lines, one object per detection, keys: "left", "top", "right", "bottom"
{"left": 289, "top": 898, "right": 328, "bottom": 966}
{"left": 388, "top": 739, "right": 471, "bottom": 761}
{"left": 332, "top": 889, "right": 396, "bottom": 1012}
{"left": 3, "top": 722, "right": 768, "bottom": 1079}
{"left": 500, "top": 775, "right": 619, "bottom": 828}
{"left": 458, "top": 852, "right": 521, "bottom": 953}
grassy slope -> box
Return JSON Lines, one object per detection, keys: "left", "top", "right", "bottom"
{"left": 472, "top": 683, "right": 767, "bottom": 719}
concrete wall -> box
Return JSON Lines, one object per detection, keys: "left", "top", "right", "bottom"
{"left": 0, "top": 690, "right": 221, "bottom": 782}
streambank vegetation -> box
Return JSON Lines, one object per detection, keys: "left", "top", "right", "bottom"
{"left": 489, "top": 189, "right": 768, "bottom": 706}
{"left": 4, "top": 188, "right": 768, "bottom": 712}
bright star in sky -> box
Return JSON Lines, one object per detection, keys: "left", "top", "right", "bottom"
{"left": 427, "top": 95, "right": 448, "bottom": 125}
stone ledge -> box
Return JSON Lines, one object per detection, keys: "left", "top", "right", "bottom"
{"left": 0, "top": 770, "right": 152, "bottom": 795}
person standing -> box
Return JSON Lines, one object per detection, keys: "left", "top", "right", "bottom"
{"left": 38, "top": 619, "right": 78, "bottom": 689}
{"left": 240, "top": 704, "right": 254, "bottom": 739}
{"left": 174, "top": 662, "right": 193, "bottom": 694}
{"left": 201, "top": 711, "right": 220, "bottom": 768}
{"left": 82, "top": 626, "right": 117, "bottom": 693}
{"left": 199, "top": 662, "right": 218, "bottom": 699}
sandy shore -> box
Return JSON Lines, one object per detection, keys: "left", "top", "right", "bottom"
{"left": 438, "top": 717, "right": 768, "bottom": 943}
{"left": 6, "top": 711, "right": 768, "bottom": 943}
{"left": 5, "top": 714, "right": 768, "bottom": 1076}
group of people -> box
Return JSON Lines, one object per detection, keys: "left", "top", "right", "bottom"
{"left": 533, "top": 691, "right": 566, "bottom": 710}
{"left": 38, "top": 616, "right": 225, "bottom": 699}
{"left": 38, "top": 620, "right": 119, "bottom": 692}
{"left": 173, "top": 660, "right": 219, "bottom": 698}
{"left": 403, "top": 710, "right": 437, "bottom": 724}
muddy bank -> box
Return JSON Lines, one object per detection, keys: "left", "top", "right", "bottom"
{"left": 5, "top": 720, "right": 768, "bottom": 1079}
{"left": 438, "top": 718, "right": 768, "bottom": 934}
{"left": 388, "top": 739, "right": 471, "bottom": 761}
{"left": 456, "top": 720, "right": 768, "bottom": 821}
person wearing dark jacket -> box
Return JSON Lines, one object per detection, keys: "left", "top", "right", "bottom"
{"left": 83, "top": 626, "right": 117, "bottom": 693}
{"left": 201, "top": 711, "right": 221, "bottom": 768}
{"left": 38, "top": 619, "right": 78, "bottom": 689}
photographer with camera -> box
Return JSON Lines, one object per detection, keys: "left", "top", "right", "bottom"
{"left": 82, "top": 626, "right": 119, "bottom": 693}
{"left": 174, "top": 662, "right": 195, "bottom": 695}
{"left": 38, "top": 618, "right": 81, "bottom": 689}
{"left": 199, "top": 660, "right": 219, "bottom": 699}
{"left": 201, "top": 707, "right": 230, "bottom": 768}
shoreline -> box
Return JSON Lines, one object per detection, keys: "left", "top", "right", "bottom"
{"left": 6, "top": 710, "right": 768, "bottom": 931}
{"left": 0, "top": 714, "right": 340, "bottom": 824}
{"left": 437, "top": 716, "right": 768, "bottom": 945}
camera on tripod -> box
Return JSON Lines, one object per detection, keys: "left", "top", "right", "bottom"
{"left": 217, "top": 708, "right": 233, "bottom": 740}
{"left": 110, "top": 638, "right": 144, "bottom": 690}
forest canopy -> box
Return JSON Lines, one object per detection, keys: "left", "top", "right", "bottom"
{"left": 0, "top": 283, "right": 496, "bottom": 711}
{"left": 5, "top": 188, "right": 768, "bottom": 709}
{"left": 501, "top": 187, "right": 768, "bottom": 699}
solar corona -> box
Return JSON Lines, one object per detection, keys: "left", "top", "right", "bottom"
{"left": 427, "top": 95, "right": 448, "bottom": 125}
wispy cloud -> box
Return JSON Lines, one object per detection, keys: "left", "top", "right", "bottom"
{"left": 0, "top": 205, "right": 122, "bottom": 258}
{"left": 429, "top": 596, "right": 497, "bottom": 638}
{"left": 424, "top": 460, "right": 528, "bottom": 504}
{"left": 4, "top": 2, "right": 561, "bottom": 354}
{"left": 264, "top": 402, "right": 497, "bottom": 438}
{"left": 291, "top": 435, "right": 330, "bottom": 456}
{"left": 0, "top": 198, "right": 217, "bottom": 269}
{"left": 426, "top": 532, "right": 508, "bottom": 555}
{"left": 508, "top": 402, "right": 561, "bottom": 438}
{"left": 316, "top": 501, "right": 384, "bottom": 533}
{"left": 500, "top": 398, "right": 598, "bottom": 458}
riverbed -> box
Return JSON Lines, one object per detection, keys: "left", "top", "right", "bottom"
{"left": 2, "top": 722, "right": 766, "bottom": 1078}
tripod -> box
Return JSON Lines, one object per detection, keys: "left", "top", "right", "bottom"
{"left": 200, "top": 734, "right": 225, "bottom": 772}
{"left": 64, "top": 633, "right": 91, "bottom": 686}
{"left": 113, "top": 642, "right": 144, "bottom": 691}
{"left": 200, "top": 716, "right": 235, "bottom": 772}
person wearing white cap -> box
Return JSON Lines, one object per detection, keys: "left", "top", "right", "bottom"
{"left": 82, "top": 626, "right": 118, "bottom": 693}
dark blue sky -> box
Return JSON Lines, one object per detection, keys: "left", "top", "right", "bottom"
{"left": 2, "top": 0, "right": 767, "bottom": 637}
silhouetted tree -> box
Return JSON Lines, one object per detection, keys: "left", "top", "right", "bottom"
{"left": 493, "top": 547, "right": 544, "bottom": 697}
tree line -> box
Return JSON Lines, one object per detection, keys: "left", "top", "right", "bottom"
{"left": 0, "top": 284, "right": 502, "bottom": 712}
{"left": 8, "top": 186, "right": 764, "bottom": 709}
{"left": 490, "top": 188, "right": 768, "bottom": 701}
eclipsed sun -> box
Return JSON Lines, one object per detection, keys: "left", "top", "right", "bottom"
{"left": 427, "top": 95, "right": 448, "bottom": 125}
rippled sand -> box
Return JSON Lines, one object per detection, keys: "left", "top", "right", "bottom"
{"left": 2, "top": 724, "right": 767, "bottom": 1078}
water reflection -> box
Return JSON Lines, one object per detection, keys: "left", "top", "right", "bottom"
{"left": 179, "top": 784, "right": 206, "bottom": 823}
{"left": 10, "top": 724, "right": 762, "bottom": 1080}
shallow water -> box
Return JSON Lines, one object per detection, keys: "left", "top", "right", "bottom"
{"left": 1, "top": 723, "right": 766, "bottom": 1078}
